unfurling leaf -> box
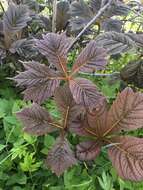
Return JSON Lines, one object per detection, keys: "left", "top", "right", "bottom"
{"left": 71, "top": 41, "right": 107, "bottom": 74}
{"left": 96, "top": 32, "right": 135, "bottom": 55}
{"left": 3, "top": 3, "right": 31, "bottom": 34}
{"left": 36, "top": 33, "right": 71, "bottom": 75}
{"left": 16, "top": 103, "right": 55, "bottom": 136}
{"left": 13, "top": 61, "right": 61, "bottom": 103}
{"left": 69, "top": 78, "right": 104, "bottom": 110}
{"left": 107, "top": 87, "right": 143, "bottom": 134}
{"left": 76, "top": 141, "right": 101, "bottom": 161}
{"left": 46, "top": 136, "right": 77, "bottom": 176}
{"left": 101, "top": 19, "right": 123, "bottom": 32}
{"left": 56, "top": 1, "right": 70, "bottom": 31}
{"left": 70, "top": 0, "right": 93, "bottom": 31}
{"left": 108, "top": 136, "right": 143, "bottom": 181}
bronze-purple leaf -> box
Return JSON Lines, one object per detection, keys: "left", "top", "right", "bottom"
{"left": 54, "top": 84, "right": 84, "bottom": 127}
{"left": 69, "top": 78, "right": 104, "bottom": 110}
{"left": 72, "top": 41, "right": 107, "bottom": 74}
{"left": 106, "top": 87, "right": 143, "bottom": 135}
{"left": 108, "top": 136, "right": 143, "bottom": 181}
{"left": 13, "top": 61, "right": 61, "bottom": 103}
{"left": 23, "top": 79, "right": 60, "bottom": 104}
{"left": 46, "top": 136, "right": 77, "bottom": 176}
{"left": 3, "top": 3, "right": 31, "bottom": 34}
{"left": 16, "top": 103, "right": 55, "bottom": 136}
{"left": 36, "top": 33, "right": 71, "bottom": 75}
{"left": 76, "top": 141, "right": 101, "bottom": 161}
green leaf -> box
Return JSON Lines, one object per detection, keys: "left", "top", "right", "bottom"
{"left": 64, "top": 165, "right": 92, "bottom": 190}
{"left": 98, "top": 171, "right": 114, "bottom": 190}
{"left": 23, "top": 133, "right": 37, "bottom": 144}
{"left": 3, "top": 116, "right": 22, "bottom": 143}
{"left": 11, "top": 143, "right": 27, "bottom": 160}
{"left": 0, "top": 144, "right": 6, "bottom": 152}
{"left": 6, "top": 172, "right": 27, "bottom": 185}
{"left": 0, "top": 99, "right": 14, "bottom": 118}
{"left": 20, "top": 153, "right": 42, "bottom": 172}
{"left": 44, "top": 135, "right": 55, "bottom": 148}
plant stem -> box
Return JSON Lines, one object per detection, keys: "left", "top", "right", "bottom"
{"left": 52, "top": 0, "right": 57, "bottom": 33}
{"left": 79, "top": 72, "right": 120, "bottom": 77}
{"left": 0, "top": 1, "right": 5, "bottom": 12}
{"left": 67, "top": 0, "right": 113, "bottom": 51}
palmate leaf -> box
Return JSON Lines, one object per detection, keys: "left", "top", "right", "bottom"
{"left": 96, "top": 32, "right": 135, "bottom": 55}
{"left": 106, "top": 87, "right": 143, "bottom": 135}
{"left": 36, "top": 33, "right": 71, "bottom": 75}
{"left": 16, "top": 103, "right": 55, "bottom": 136}
{"left": 103, "top": 0, "right": 129, "bottom": 17}
{"left": 70, "top": 0, "right": 128, "bottom": 31}
{"left": 46, "top": 136, "right": 77, "bottom": 176}
{"left": 3, "top": 3, "right": 31, "bottom": 34}
{"left": 69, "top": 78, "right": 104, "bottom": 110}
{"left": 70, "top": 0, "right": 93, "bottom": 31}
{"left": 71, "top": 41, "right": 107, "bottom": 74}
{"left": 108, "top": 136, "right": 143, "bottom": 181}
{"left": 90, "top": 0, "right": 129, "bottom": 16}
{"left": 13, "top": 61, "right": 61, "bottom": 104}
{"left": 74, "top": 87, "right": 143, "bottom": 181}
{"left": 70, "top": 0, "right": 93, "bottom": 18}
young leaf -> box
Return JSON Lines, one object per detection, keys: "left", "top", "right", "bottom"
{"left": 70, "top": 0, "right": 93, "bottom": 31}
{"left": 76, "top": 141, "right": 101, "bottom": 161}
{"left": 106, "top": 87, "right": 143, "bottom": 135}
{"left": 13, "top": 61, "right": 61, "bottom": 103}
{"left": 90, "top": 0, "right": 129, "bottom": 16}
{"left": 101, "top": 19, "right": 123, "bottom": 32}
{"left": 16, "top": 103, "right": 55, "bottom": 136}
{"left": 56, "top": 1, "right": 70, "bottom": 31}
{"left": 46, "top": 136, "right": 77, "bottom": 176}
{"left": 89, "top": 0, "right": 101, "bottom": 13}
{"left": 71, "top": 41, "right": 107, "bottom": 74}
{"left": 69, "top": 78, "right": 104, "bottom": 110}
{"left": 3, "top": 3, "right": 31, "bottom": 34}
{"left": 36, "top": 33, "right": 71, "bottom": 76}
{"left": 108, "top": 136, "right": 143, "bottom": 181}
{"left": 120, "top": 60, "right": 143, "bottom": 88}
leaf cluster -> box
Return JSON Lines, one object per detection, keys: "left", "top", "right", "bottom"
{"left": 13, "top": 31, "right": 143, "bottom": 181}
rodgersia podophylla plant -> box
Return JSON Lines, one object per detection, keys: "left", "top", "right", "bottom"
{"left": 13, "top": 33, "right": 143, "bottom": 181}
